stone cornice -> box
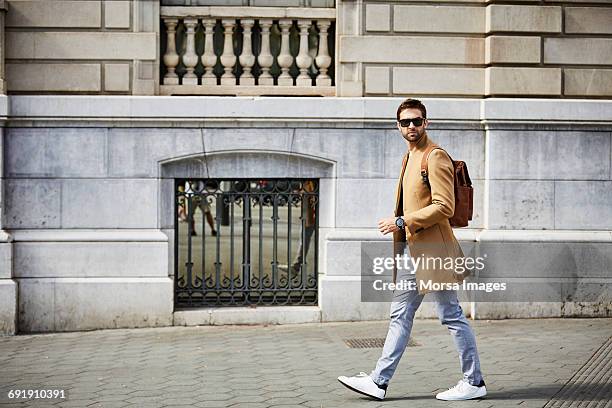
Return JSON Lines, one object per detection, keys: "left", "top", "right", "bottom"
{"left": 5, "top": 96, "right": 612, "bottom": 125}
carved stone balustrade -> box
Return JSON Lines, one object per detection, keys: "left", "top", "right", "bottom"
{"left": 160, "top": 6, "right": 335, "bottom": 96}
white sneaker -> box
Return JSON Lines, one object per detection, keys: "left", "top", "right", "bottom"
{"left": 435, "top": 379, "right": 487, "bottom": 401}
{"left": 337, "top": 372, "right": 387, "bottom": 400}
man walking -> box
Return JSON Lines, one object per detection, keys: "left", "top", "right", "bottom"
{"left": 338, "top": 99, "right": 486, "bottom": 401}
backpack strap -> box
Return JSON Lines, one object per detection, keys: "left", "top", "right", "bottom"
{"left": 394, "top": 152, "right": 409, "bottom": 216}
{"left": 420, "top": 144, "right": 443, "bottom": 189}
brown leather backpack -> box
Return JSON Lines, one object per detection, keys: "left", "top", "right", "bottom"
{"left": 420, "top": 145, "right": 473, "bottom": 228}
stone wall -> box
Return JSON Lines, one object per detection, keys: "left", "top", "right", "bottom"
{"left": 1, "top": 96, "right": 611, "bottom": 333}
{"left": 4, "top": 0, "right": 158, "bottom": 95}
{"left": 339, "top": 0, "right": 612, "bottom": 97}
{"left": 4, "top": 0, "right": 612, "bottom": 97}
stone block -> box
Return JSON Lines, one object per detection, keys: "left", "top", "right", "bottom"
{"left": 252, "top": 0, "right": 301, "bottom": 5}
{"left": 488, "top": 130, "right": 611, "bottom": 180}
{"left": 365, "top": 4, "right": 390, "bottom": 32}
{"left": 6, "top": 32, "right": 156, "bottom": 60}
{"left": 18, "top": 278, "right": 54, "bottom": 333}
{"left": 565, "top": 7, "right": 612, "bottom": 34}
{"left": 160, "top": 228, "right": 174, "bottom": 277}
{"left": 470, "top": 179, "right": 485, "bottom": 229}
{"left": 394, "top": 5, "right": 485, "bottom": 33}
{"left": 478, "top": 241, "right": 612, "bottom": 280}
{"left": 554, "top": 181, "right": 612, "bottom": 230}
{"left": 393, "top": 67, "right": 484, "bottom": 96}
{"left": 486, "top": 5, "right": 562, "bottom": 33}
{"left": 0, "top": 127, "right": 4, "bottom": 180}
{"left": 186, "top": 0, "right": 243, "bottom": 5}
{"left": 208, "top": 306, "right": 321, "bottom": 325}
{"left": 544, "top": 38, "right": 612, "bottom": 65}
{"left": 0, "top": 242, "right": 12, "bottom": 279}
{"left": 175, "top": 306, "right": 321, "bottom": 326}
{"left": 485, "top": 67, "right": 561, "bottom": 96}
{"left": 0, "top": 280, "right": 18, "bottom": 334}
{"left": 160, "top": 157, "right": 209, "bottom": 180}
{"left": 366, "top": 98, "right": 482, "bottom": 122}
{"left": 488, "top": 180, "right": 555, "bottom": 229}
{"left": 311, "top": 0, "right": 335, "bottom": 6}
{"left": 565, "top": 69, "right": 612, "bottom": 96}
{"left": 383, "top": 129, "right": 406, "bottom": 179}
{"left": 5, "top": 128, "right": 107, "bottom": 177}
{"left": 482, "top": 99, "right": 612, "bottom": 122}
{"left": 365, "top": 66, "right": 390, "bottom": 95}
{"left": 340, "top": 36, "right": 484, "bottom": 64}
{"left": 104, "top": 63, "right": 130, "bottom": 92}
{"left": 339, "top": 80, "right": 363, "bottom": 97}
{"left": 326, "top": 240, "right": 363, "bottom": 276}
{"left": 430, "top": 130, "right": 486, "bottom": 180}
{"left": 383, "top": 126, "right": 486, "bottom": 232}
{"left": 108, "top": 128, "right": 203, "bottom": 177}
{"left": 205, "top": 152, "right": 334, "bottom": 179}
{"left": 319, "top": 276, "right": 462, "bottom": 321}
{"left": 18, "top": 277, "right": 173, "bottom": 333}
{"left": 474, "top": 302, "right": 562, "bottom": 319}
{"left": 6, "top": 63, "right": 101, "bottom": 92}
{"left": 318, "top": 178, "right": 335, "bottom": 229}
{"left": 485, "top": 36, "right": 541, "bottom": 64}
{"left": 562, "top": 301, "right": 612, "bottom": 317}
{"left": 60, "top": 179, "right": 158, "bottom": 228}
{"left": 203, "top": 128, "right": 293, "bottom": 153}
{"left": 137, "top": 60, "right": 154, "bottom": 81}
{"left": 293, "top": 129, "right": 385, "bottom": 178}
{"left": 104, "top": 0, "right": 131, "bottom": 29}
{"left": 336, "top": 179, "right": 397, "bottom": 228}
{"left": 14, "top": 241, "right": 168, "bottom": 278}
{"left": 4, "top": 179, "right": 61, "bottom": 229}
{"left": 5, "top": 1, "right": 101, "bottom": 28}
{"left": 159, "top": 178, "right": 176, "bottom": 230}
{"left": 320, "top": 276, "right": 390, "bottom": 321}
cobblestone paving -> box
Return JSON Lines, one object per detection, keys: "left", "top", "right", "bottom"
{"left": 0, "top": 318, "right": 610, "bottom": 408}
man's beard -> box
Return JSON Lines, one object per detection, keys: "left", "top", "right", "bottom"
{"left": 403, "top": 130, "right": 425, "bottom": 143}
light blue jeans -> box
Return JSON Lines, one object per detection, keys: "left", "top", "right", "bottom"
{"left": 370, "top": 263, "right": 484, "bottom": 387}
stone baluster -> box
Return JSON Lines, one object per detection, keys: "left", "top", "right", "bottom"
{"left": 220, "top": 19, "right": 237, "bottom": 85}
{"left": 277, "top": 19, "right": 294, "bottom": 86}
{"left": 201, "top": 18, "right": 217, "bottom": 85}
{"left": 162, "top": 18, "right": 180, "bottom": 85}
{"left": 239, "top": 19, "right": 255, "bottom": 86}
{"left": 182, "top": 18, "right": 199, "bottom": 85}
{"left": 257, "top": 19, "right": 274, "bottom": 86}
{"left": 315, "top": 19, "right": 332, "bottom": 86}
{"left": 296, "top": 19, "right": 313, "bottom": 86}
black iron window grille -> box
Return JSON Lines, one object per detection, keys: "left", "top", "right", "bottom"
{"left": 175, "top": 178, "right": 319, "bottom": 307}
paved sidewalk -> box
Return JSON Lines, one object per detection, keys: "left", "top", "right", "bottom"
{"left": 0, "top": 318, "right": 610, "bottom": 408}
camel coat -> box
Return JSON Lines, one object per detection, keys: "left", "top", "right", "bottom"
{"left": 392, "top": 133, "right": 468, "bottom": 294}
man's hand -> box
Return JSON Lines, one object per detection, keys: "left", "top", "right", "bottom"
{"left": 378, "top": 216, "right": 400, "bottom": 235}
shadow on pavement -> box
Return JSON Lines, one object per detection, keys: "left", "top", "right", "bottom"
{"left": 486, "top": 383, "right": 611, "bottom": 401}
{"left": 346, "top": 383, "right": 611, "bottom": 403}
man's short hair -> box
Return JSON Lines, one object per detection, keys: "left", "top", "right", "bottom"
{"left": 396, "top": 98, "right": 427, "bottom": 121}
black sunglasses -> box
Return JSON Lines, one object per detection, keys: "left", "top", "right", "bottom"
{"left": 398, "top": 117, "right": 424, "bottom": 127}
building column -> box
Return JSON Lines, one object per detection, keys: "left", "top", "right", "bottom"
{"left": 0, "top": 1, "right": 17, "bottom": 335}
{"left": 0, "top": 111, "right": 17, "bottom": 335}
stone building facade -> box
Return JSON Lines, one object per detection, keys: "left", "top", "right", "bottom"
{"left": 0, "top": 0, "right": 611, "bottom": 334}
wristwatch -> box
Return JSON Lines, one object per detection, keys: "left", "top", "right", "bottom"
{"left": 395, "top": 217, "right": 405, "bottom": 229}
